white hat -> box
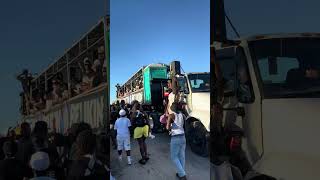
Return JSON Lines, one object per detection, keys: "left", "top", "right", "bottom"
{"left": 119, "top": 109, "right": 126, "bottom": 116}
{"left": 30, "top": 151, "right": 50, "bottom": 171}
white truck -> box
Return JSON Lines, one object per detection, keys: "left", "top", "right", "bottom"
{"left": 116, "top": 61, "right": 211, "bottom": 156}
{"left": 211, "top": 0, "right": 320, "bottom": 179}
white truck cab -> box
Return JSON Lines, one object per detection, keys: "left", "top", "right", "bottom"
{"left": 212, "top": 33, "right": 320, "bottom": 180}
{"left": 177, "top": 72, "right": 211, "bottom": 157}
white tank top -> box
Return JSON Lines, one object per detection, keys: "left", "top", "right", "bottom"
{"left": 171, "top": 112, "right": 185, "bottom": 136}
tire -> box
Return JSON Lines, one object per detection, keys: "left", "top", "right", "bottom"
{"left": 186, "top": 119, "right": 209, "bottom": 157}
{"left": 249, "top": 175, "right": 277, "bottom": 180}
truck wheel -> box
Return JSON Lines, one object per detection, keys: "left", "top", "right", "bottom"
{"left": 186, "top": 120, "right": 209, "bottom": 157}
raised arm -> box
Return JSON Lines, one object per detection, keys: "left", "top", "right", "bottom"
{"left": 166, "top": 114, "right": 175, "bottom": 130}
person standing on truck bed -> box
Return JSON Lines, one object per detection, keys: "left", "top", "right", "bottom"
{"left": 79, "top": 57, "right": 96, "bottom": 91}
{"left": 166, "top": 102, "right": 187, "bottom": 180}
{"left": 131, "top": 101, "right": 150, "bottom": 165}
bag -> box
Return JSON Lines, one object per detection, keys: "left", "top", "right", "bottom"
{"left": 134, "top": 112, "right": 147, "bottom": 127}
{"left": 160, "top": 114, "right": 167, "bottom": 124}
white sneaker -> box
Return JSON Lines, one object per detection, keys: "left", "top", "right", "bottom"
{"left": 118, "top": 155, "right": 122, "bottom": 161}
{"left": 127, "top": 156, "right": 132, "bottom": 165}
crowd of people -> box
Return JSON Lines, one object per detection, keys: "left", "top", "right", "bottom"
{"left": 115, "top": 74, "right": 143, "bottom": 98}
{"left": 110, "top": 100, "right": 153, "bottom": 166}
{"left": 0, "top": 121, "right": 109, "bottom": 180}
{"left": 18, "top": 46, "right": 107, "bottom": 116}
{"left": 111, "top": 78, "right": 188, "bottom": 180}
{"left": 18, "top": 46, "right": 107, "bottom": 115}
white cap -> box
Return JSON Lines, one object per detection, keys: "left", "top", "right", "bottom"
{"left": 119, "top": 109, "right": 126, "bottom": 116}
{"left": 30, "top": 151, "right": 50, "bottom": 171}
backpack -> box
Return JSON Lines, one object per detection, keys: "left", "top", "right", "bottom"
{"left": 134, "top": 112, "right": 147, "bottom": 127}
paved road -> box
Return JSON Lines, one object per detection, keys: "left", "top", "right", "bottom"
{"left": 110, "top": 133, "right": 210, "bottom": 180}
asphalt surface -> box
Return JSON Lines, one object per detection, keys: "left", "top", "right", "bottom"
{"left": 110, "top": 133, "right": 210, "bottom": 180}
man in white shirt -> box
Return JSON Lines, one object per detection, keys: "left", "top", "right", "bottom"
{"left": 114, "top": 109, "right": 132, "bottom": 165}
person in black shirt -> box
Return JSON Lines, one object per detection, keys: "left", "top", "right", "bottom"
{"left": 110, "top": 105, "right": 118, "bottom": 149}
{"left": 67, "top": 130, "right": 108, "bottom": 180}
{"left": 32, "top": 121, "right": 61, "bottom": 179}
{"left": 16, "top": 122, "right": 34, "bottom": 178}
{"left": 131, "top": 102, "right": 150, "bottom": 164}
{"left": 0, "top": 136, "right": 9, "bottom": 160}
{"left": 0, "top": 141, "right": 28, "bottom": 180}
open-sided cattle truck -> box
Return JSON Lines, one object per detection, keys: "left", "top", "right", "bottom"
{"left": 18, "top": 16, "right": 110, "bottom": 134}
{"left": 117, "top": 61, "right": 211, "bottom": 157}
{"left": 116, "top": 63, "right": 169, "bottom": 132}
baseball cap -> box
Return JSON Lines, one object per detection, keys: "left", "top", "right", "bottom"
{"left": 30, "top": 151, "right": 50, "bottom": 171}
{"left": 119, "top": 109, "right": 126, "bottom": 116}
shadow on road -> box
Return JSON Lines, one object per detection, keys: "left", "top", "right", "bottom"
{"left": 110, "top": 133, "right": 210, "bottom": 180}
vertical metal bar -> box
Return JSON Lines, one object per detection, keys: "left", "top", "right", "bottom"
{"left": 212, "top": 0, "right": 227, "bottom": 43}
{"left": 67, "top": 54, "right": 71, "bottom": 98}
{"left": 45, "top": 71, "right": 48, "bottom": 92}
{"left": 103, "top": 16, "right": 110, "bottom": 128}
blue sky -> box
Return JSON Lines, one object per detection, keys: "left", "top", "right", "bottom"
{"left": 110, "top": 0, "right": 210, "bottom": 102}
{"left": 224, "top": 0, "right": 320, "bottom": 39}
{"left": 0, "top": 0, "right": 108, "bottom": 134}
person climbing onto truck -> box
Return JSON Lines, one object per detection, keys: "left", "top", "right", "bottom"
{"left": 166, "top": 102, "right": 187, "bottom": 180}
{"left": 131, "top": 101, "right": 150, "bottom": 165}
{"left": 114, "top": 109, "right": 132, "bottom": 165}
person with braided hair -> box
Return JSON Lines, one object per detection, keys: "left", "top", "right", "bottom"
{"left": 67, "top": 130, "right": 108, "bottom": 180}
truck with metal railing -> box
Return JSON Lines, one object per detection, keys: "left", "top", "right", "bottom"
{"left": 116, "top": 61, "right": 210, "bottom": 157}
{"left": 17, "top": 16, "right": 110, "bottom": 134}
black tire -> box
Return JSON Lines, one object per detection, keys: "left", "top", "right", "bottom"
{"left": 186, "top": 120, "right": 209, "bottom": 157}
{"left": 249, "top": 175, "right": 277, "bottom": 180}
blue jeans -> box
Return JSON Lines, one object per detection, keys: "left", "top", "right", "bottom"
{"left": 170, "top": 135, "right": 186, "bottom": 177}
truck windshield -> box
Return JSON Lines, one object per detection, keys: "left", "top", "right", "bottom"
{"left": 188, "top": 73, "right": 210, "bottom": 92}
{"left": 249, "top": 38, "right": 320, "bottom": 98}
